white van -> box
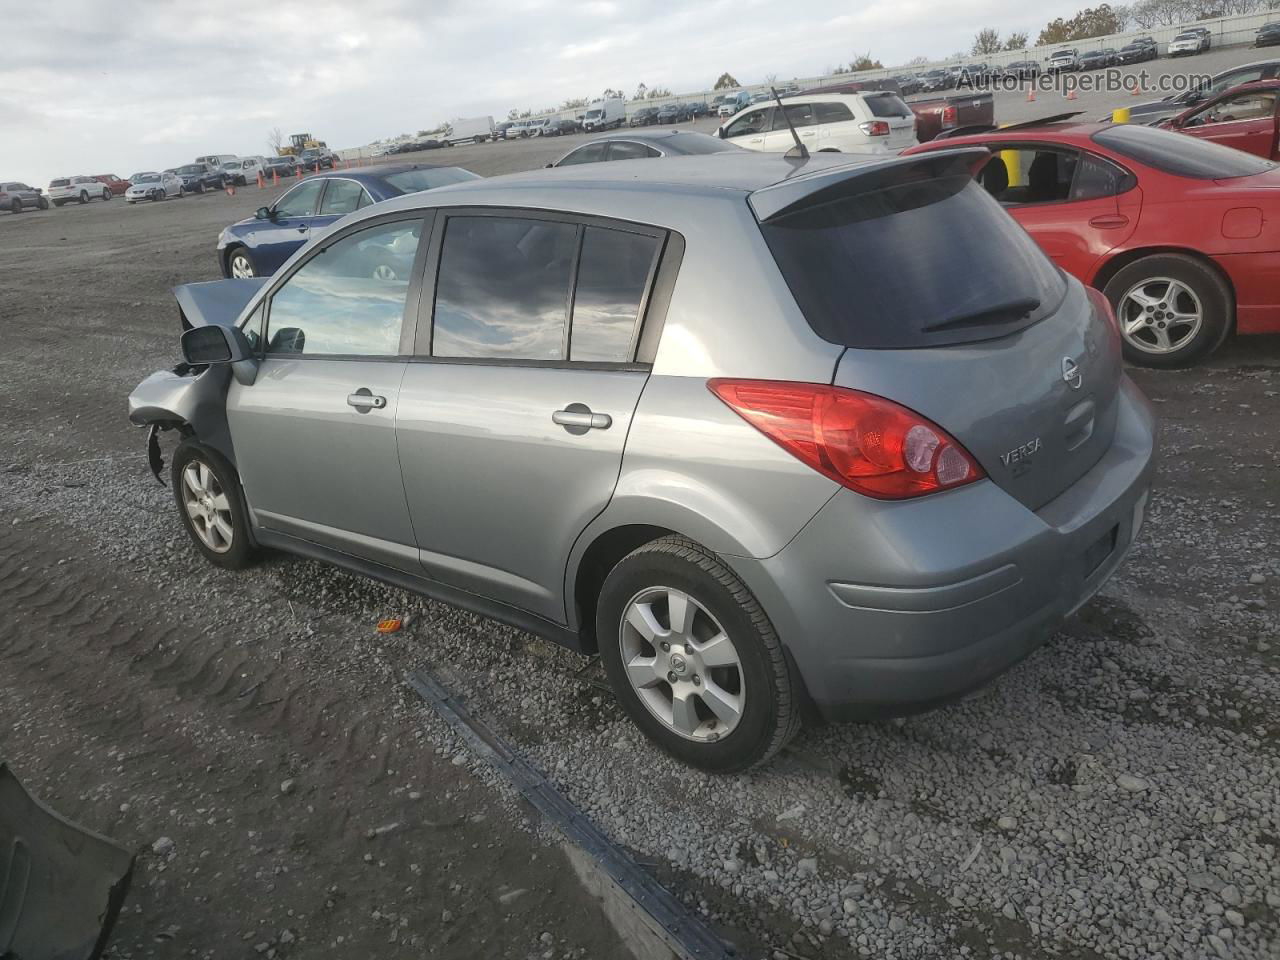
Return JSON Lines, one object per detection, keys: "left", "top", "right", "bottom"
{"left": 582, "top": 97, "right": 625, "bottom": 133}
{"left": 716, "top": 92, "right": 917, "bottom": 155}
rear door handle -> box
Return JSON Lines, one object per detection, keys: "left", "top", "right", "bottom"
{"left": 347, "top": 392, "right": 386, "bottom": 410}
{"left": 553, "top": 408, "right": 611, "bottom": 430}
{"left": 1088, "top": 215, "right": 1129, "bottom": 229}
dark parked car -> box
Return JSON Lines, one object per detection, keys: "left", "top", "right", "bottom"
{"left": 547, "top": 118, "right": 581, "bottom": 136}
{"left": 548, "top": 130, "right": 738, "bottom": 167}
{"left": 656, "top": 103, "right": 690, "bottom": 123}
{"left": 629, "top": 106, "right": 660, "bottom": 126}
{"left": 1007, "top": 60, "right": 1041, "bottom": 78}
{"left": 919, "top": 69, "right": 951, "bottom": 92}
{"left": 1118, "top": 38, "right": 1159, "bottom": 63}
{"left": 685, "top": 101, "right": 711, "bottom": 118}
{"left": 1, "top": 182, "right": 47, "bottom": 213}
{"left": 1257, "top": 22, "right": 1280, "bottom": 47}
{"left": 216, "top": 163, "right": 480, "bottom": 278}
{"left": 892, "top": 74, "right": 921, "bottom": 95}
{"left": 494, "top": 121, "right": 515, "bottom": 139}
{"left": 263, "top": 156, "right": 297, "bottom": 179}
{"left": 168, "top": 163, "right": 224, "bottom": 193}
{"left": 1079, "top": 49, "right": 1110, "bottom": 70}
{"left": 296, "top": 148, "right": 338, "bottom": 172}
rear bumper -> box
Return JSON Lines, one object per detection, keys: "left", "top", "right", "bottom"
{"left": 729, "top": 377, "right": 1157, "bottom": 720}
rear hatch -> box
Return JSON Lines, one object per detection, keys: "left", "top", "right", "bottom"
{"left": 753, "top": 153, "right": 1122, "bottom": 511}
{"left": 861, "top": 92, "right": 918, "bottom": 148}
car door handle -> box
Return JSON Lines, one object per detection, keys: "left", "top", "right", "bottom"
{"left": 347, "top": 392, "right": 386, "bottom": 410}
{"left": 553, "top": 408, "right": 611, "bottom": 430}
{"left": 1088, "top": 215, "right": 1130, "bottom": 229}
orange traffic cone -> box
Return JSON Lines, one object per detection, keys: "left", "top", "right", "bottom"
{"left": 1026, "top": 87, "right": 1036, "bottom": 102}
{"left": 1131, "top": 82, "right": 1142, "bottom": 96}
{"left": 273, "top": 169, "right": 280, "bottom": 185}
{"left": 257, "top": 170, "right": 266, "bottom": 189}
{"left": 1067, "top": 87, "right": 1078, "bottom": 101}
{"left": 314, "top": 161, "right": 320, "bottom": 174}
{"left": 295, "top": 163, "right": 302, "bottom": 179}
{"left": 225, "top": 182, "right": 235, "bottom": 196}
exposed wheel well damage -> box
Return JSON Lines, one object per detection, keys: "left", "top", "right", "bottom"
{"left": 571, "top": 524, "right": 675, "bottom": 653}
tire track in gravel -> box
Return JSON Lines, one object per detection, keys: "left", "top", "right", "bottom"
{"left": 0, "top": 518, "right": 636, "bottom": 959}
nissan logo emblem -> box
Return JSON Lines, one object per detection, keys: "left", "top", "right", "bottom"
{"left": 1062, "top": 357, "right": 1083, "bottom": 390}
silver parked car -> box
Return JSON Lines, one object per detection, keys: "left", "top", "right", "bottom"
{"left": 128, "top": 151, "right": 1157, "bottom": 772}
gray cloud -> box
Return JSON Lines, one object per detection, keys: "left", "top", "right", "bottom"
{"left": 4, "top": 0, "right": 1078, "bottom": 184}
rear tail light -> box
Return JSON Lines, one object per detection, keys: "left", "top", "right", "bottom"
{"left": 941, "top": 104, "right": 958, "bottom": 128}
{"left": 858, "top": 120, "right": 891, "bottom": 137}
{"left": 708, "top": 380, "right": 984, "bottom": 500}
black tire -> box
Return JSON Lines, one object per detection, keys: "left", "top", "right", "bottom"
{"left": 9, "top": 199, "right": 20, "bottom": 214}
{"left": 37, "top": 197, "right": 49, "bottom": 210}
{"left": 596, "top": 535, "right": 801, "bottom": 772}
{"left": 1102, "top": 253, "right": 1232, "bottom": 368}
{"left": 53, "top": 200, "right": 65, "bottom": 207}
{"left": 170, "top": 441, "right": 256, "bottom": 570}
{"left": 194, "top": 182, "right": 204, "bottom": 194}
{"left": 78, "top": 190, "right": 88, "bottom": 204}
{"left": 225, "top": 246, "right": 256, "bottom": 279}
{"left": 102, "top": 189, "right": 111, "bottom": 201}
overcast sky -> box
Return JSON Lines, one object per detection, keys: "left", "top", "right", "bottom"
{"left": 4, "top": 0, "right": 1082, "bottom": 185}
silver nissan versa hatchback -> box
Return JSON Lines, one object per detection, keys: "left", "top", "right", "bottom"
{"left": 128, "top": 150, "right": 1157, "bottom": 772}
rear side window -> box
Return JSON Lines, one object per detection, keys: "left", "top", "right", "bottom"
{"left": 759, "top": 176, "right": 1066, "bottom": 349}
{"left": 570, "top": 228, "right": 661, "bottom": 361}
{"left": 815, "top": 102, "right": 854, "bottom": 123}
{"left": 1093, "top": 124, "right": 1276, "bottom": 179}
{"left": 559, "top": 143, "right": 608, "bottom": 166}
{"left": 863, "top": 94, "right": 913, "bottom": 119}
{"left": 1069, "top": 153, "right": 1135, "bottom": 200}
{"left": 433, "top": 217, "right": 578, "bottom": 360}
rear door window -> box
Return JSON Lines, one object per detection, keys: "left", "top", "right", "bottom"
{"left": 758, "top": 175, "right": 1065, "bottom": 348}
{"left": 432, "top": 217, "right": 578, "bottom": 360}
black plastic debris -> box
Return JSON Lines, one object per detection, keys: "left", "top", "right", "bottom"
{"left": 0, "top": 762, "right": 135, "bottom": 960}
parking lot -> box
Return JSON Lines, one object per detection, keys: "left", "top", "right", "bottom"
{"left": 2, "top": 57, "right": 1279, "bottom": 959}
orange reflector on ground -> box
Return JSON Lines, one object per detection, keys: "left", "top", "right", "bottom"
{"left": 376, "top": 618, "right": 403, "bottom": 633}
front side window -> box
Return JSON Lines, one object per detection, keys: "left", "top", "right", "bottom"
{"left": 557, "top": 143, "right": 608, "bottom": 166}
{"left": 570, "top": 228, "right": 660, "bottom": 362}
{"left": 274, "top": 180, "right": 324, "bottom": 218}
{"left": 979, "top": 147, "right": 1079, "bottom": 204}
{"left": 724, "top": 109, "right": 770, "bottom": 138}
{"left": 319, "top": 179, "right": 368, "bottom": 216}
{"left": 266, "top": 219, "right": 422, "bottom": 357}
{"left": 432, "top": 217, "right": 577, "bottom": 360}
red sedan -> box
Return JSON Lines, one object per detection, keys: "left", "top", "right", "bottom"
{"left": 1163, "top": 80, "right": 1280, "bottom": 160}
{"left": 904, "top": 120, "right": 1280, "bottom": 366}
{"left": 93, "top": 174, "right": 128, "bottom": 196}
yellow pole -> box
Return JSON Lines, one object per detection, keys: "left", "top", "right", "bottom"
{"left": 1001, "top": 149, "right": 1021, "bottom": 188}
{"left": 1112, "top": 106, "right": 1131, "bottom": 124}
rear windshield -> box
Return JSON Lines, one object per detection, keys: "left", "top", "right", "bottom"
{"left": 759, "top": 175, "right": 1066, "bottom": 349}
{"left": 50, "top": 179, "right": 69, "bottom": 187}
{"left": 1094, "top": 124, "right": 1276, "bottom": 179}
{"left": 382, "top": 167, "right": 481, "bottom": 194}
{"left": 864, "top": 93, "right": 912, "bottom": 118}
{"left": 1174, "top": 32, "right": 1197, "bottom": 40}
{"left": 132, "top": 174, "right": 160, "bottom": 183}
{"left": 176, "top": 165, "right": 204, "bottom": 174}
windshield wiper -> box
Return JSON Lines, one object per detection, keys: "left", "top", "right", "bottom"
{"left": 923, "top": 297, "right": 1041, "bottom": 334}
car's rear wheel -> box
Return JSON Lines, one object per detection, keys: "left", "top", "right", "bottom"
{"left": 227, "top": 247, "right": 256, "bottom": 278}
{"left": 37, "top": 197, "right": 49, "bottom": 210}
{"left": 1103, "top": 253, "right": 1231, "bottom": 368}
{"left": 596, "top": 535, "right": 801, "bottom": 772}
{"left": 78, "top": 191, "right": 88, "bottom": 204}
{"left": 171, "top": 441, "right": 256, "bottom": 570}
{"left": 102, "top": 189, "right": 111, "bottom": 200}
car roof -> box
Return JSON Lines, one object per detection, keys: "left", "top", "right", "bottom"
{"left": 312, "top": 162, "right": 455, "bottom": 182}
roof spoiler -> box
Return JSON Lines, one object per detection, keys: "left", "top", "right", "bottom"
{"left": 748, "top": 148, "right": 991, "bottom": 223}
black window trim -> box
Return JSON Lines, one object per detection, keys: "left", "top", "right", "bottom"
{"left": 412, "top": 205, "right": 679, "bottom": 370}
{"left": 979, "top": 141, "right": 1137, "bottom": 208}
{"left": 256, "top": 209, "right": 435, "bottom": 362}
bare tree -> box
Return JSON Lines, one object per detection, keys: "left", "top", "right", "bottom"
{"left": 1004, "top": 30, "right": 1030, "bottom": 49}
{"left": 972, "top": 27, "right": 1003, "bottom": 54}
{"left": 267, "top": 127, "right": 283, "bottom": 154}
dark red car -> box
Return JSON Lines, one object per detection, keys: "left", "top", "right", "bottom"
{"left": 904, "top": 120, "right": 1280, "bottom": 366}
{"left": 1162, "top": 80, "right": 1280, "bottom": 160}
{"left": 93, "top": 174, "right": 128, "bottom": 196}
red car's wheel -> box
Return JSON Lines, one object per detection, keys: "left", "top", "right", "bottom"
{"left": 1104, "top": 254, "right": 1232, "bottom": 368}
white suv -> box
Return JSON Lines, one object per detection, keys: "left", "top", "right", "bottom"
{"left": 717, "top": 93, "right": 917, "bottom": 156}
{"left": 47, "top": 176, "right": 111, "bottom": 206}
{"left": 223, "top": 157, "right": 265, "bottom": 185}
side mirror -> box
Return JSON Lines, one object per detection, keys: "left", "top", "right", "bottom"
{"left": 181, "top": 324, "right": 254, "bottom": 365}
{"left": 255, "top": 206, "right": 273, "bottom": 221}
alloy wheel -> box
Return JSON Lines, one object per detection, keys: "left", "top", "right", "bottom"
{"left": 181, "top": 460, "right": 234, "bottom": 553}
{"left": 229, "top": 252, "right": 254, "bottom": 278}
{"left": 1117, "top": 277, "right": 1203, "bottom": 356}
{"left": 618, "top": 586, "right": 745, "bottom": 742}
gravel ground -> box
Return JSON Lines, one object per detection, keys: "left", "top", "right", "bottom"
{"left": 2, "top": 118, "right": 1278, "bottom": 960}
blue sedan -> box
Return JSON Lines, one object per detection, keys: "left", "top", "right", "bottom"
{"left": 216, "top": 163, "right": 479, "bottom": 278}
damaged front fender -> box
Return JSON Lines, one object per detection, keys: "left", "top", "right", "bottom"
{"left": 127, "top": 364, "right": 236, "bottom": 481}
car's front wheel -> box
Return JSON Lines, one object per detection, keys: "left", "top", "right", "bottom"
{"left": 1103, "top": 253, "right": 1232, "bottom": 368}
{"left": 78, "top": 190, "right": 89, "bottom": 204}
{"left": 171, "top": 441, "right": 256, "bottom": 570}
{"left": 102, "top": 189, "right": 111, "bottom": 200}
{"left": 9, "top": 199, "right": 20, "bottom": 214}
{"left": 226, "top": 247, "right": 256, "bottom": 278}
{"left": 596, "top": 536, "right": 801, "bottom": 772}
